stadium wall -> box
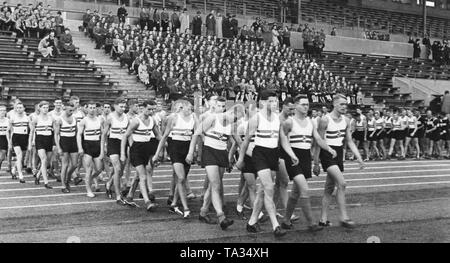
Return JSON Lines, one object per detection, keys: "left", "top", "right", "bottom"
{"left": 348, "top": 0, "right": 450, "bottom": 21}
{"left": 290, "top": 32, "right": 429, "bottom": 58}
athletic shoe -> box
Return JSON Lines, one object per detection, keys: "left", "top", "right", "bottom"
{"left": 55, "top": 176, "right": 62, "bottom": 183}
{"left": 219, "top": 218, "right": 234, "bottom": 230}
{"left": 340, "top": 219, "right": 356, "bottom": 229}
{"left": 146, "top": 202, "right": 157, "bottom": 212}
{"left": 34, "top": 177, "right": 40, "bottom": 185}
{"left": 236, "top": 210, "right": 247, "bottom": 220}
{"left": 280, "top": 222, "right": 293, "bottom": 230}
{"left": 273, "top": 226, "right": 287, "bottom": 238}
{"left": 148, "top": 193, "right": 156, "bottom": 202}
{"left": 124, "top": 197, "right": 139, "bottom": 208}
{"left": 167, "top": 196, "right": 173, "bottom": 206}
{"left": 258, "top": 214, "right": 270, "bottom": 223}
{"left": 318, "top": 220, "right": 332, "bottom": 227}
{"left": 86, "top": 192, "right": 95, "bottom": 198}
{"left": 308, "top": 224, "right": 324, "bottom": 232}
{"left": 199, "top": 214, "right": 217, "bottom": 224}
{"left": 105, "top": 186, "right": 113, "bottom": 199}
{"left": 73, "top": 177, "right": 83, "bottom": 186}
{"left": 246, "top": 223, "right": 260, "bottom": 233}
{"left": 121, "top": 187, "right": 131, "bottom": 197}
{"left": 19, "top": 179, "right": 25, "bottom": 184}
{"left": 183, "top": 210, "right": 191, "bottom": 219}
{"left": 116, "top": 197, "right": 126, "bottom": 205}
{"left": 187, "top": 192, "right": 197, "bottom": 200}
{"left": 61, "top": 188, "right": 70, "bottom": 193}
{"left": 169, "top": 206, "right": 183, "bottom": 216}
{"left": 44, "top": 184, "right": 53, "bottom": 189}
{"left": 290, "top": 214, "right": 301, "bottom": 222}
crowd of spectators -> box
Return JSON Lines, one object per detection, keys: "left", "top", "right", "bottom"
{"left": 300, "top": 24, "right": 326, "bottom": 57}
{"left": 1, "top": 2, "right": 76, "bottom": 58}
{"left": 408, "top": 34, "right": 450, "bottom": 65}
{"left": 81, "top": 6, "right": 358, "bottom": 104}
{"left": 0, "top": 2, "right": 65, "bottom": 38}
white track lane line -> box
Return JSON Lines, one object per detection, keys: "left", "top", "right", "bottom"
{"left": 0, "top": 181, "right": 449, "bottom": 210}
{"left": 1, "top": 168, "right": 450, "bottom": 191}
{"left": 1, "top": 175, "right": 450, "bottom": 201}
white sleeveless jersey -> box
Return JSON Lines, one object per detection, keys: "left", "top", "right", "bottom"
{"left": 407, "top": 116, "right": 416, "bottom": 129}
{"left": 35, "top": 115, "right": 53, "bottom": 136}
{"left": 0, "top": 117, "right": 9, "bottom": 136}
{"left": 392, "top": 118, "right": 401, "bottom": 131}
{"left": 11, "top": 114, "right": 29, "bottom": 135}
{"left": 289, "top": 117, "right": 313, "bottom": 150}
{"left": 73, "top": 110, "right": 84, "bottom": 125}
{"left": 132, "top": 117, "right": 154, "bottom": 142}
{"left": 60, "top": 116, "right": 77, "bottom": 137}
{"left": 83, "top": 117, "right": 101, "bottom": 141}
{"left": 355, "top": 119, "right": 364, "bottom": 131}
{"left": 204, "top": 115, "right": 231, "bottom": 151}
{"left": 254, "top": 112, "right": 279, "bottom": 149}
{"left": 325, "top": 115, "right": 347, "bottom": 147}
{"left": 50, "top": 110, "right": 63, "bottom": 122}
{"left": 367, "top": 118, "right": 375, "bottom": 131}
{"left": 400, "top": 116, "right": 408, "bottom": 129}
{"left": 375, "top": 118, "right": 384, "bottom": 130}
{"left": 384, "top": 117, "right": 393, "bottom": 129}
{"left": 109, "top": 114, "right": 129, "bottom": 140}
{"left": 169, "top": 114, "right": 194, "bottom": 141}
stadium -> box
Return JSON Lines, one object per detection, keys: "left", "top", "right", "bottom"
{"left": 0, "top": 0, "right": 448, "bottom": 244}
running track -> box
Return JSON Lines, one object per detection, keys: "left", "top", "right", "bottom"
{"left": 0, "top": 159, "right": 449, "bottom": 242}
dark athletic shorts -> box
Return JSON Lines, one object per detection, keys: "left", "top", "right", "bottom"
{"left": 242, "top": 154, "right": 256, "bottom": 175}
{"left": 35, "top": 135, "right": 53, "bottom": 152}
{"left": 281, "top": 147, "right": 312, "bottom": 180}
{"left": 60, "top": 136, "right": 78, "bottom": 153}
{"left": 319, "top": 145, "right": 344, "bottom": 173}
{"left": 201, "top": 145, "right": 229, "bottom": 168}
{"left": 252, "top": 145, "right": 279, "bottom": 173}
{"left": 107, "top": 138, "right": 121, "bottom": 156}
{"left": 352, "top": 131, "right": 365, "bottom": 142}
{"left": 367, "top": 130, "right": 377, "bottom": 141}
{"left": 130, "top": 141, "right": 152, "bottom": 167}
{"left": 375, "top": 129, "right": 384, "bottom": 140}
{"left": 168, "top": 139, "right": 190, "bottom": 166}
{"left": 83, "top": 140, "right": 101, "bottom": 158}
{"left": 149, "top": 138, "right": 158, "bottom": 156}
{"left": 384, "top": 128, "right": 393, "bottom": 139}
{"left": 0, "top": 135, "right": 7, "bottom": 151}
{"left": 12, "top": 134, "right": 28, "bottom": 151}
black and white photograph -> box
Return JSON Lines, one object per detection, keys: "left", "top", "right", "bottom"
{"left": 0, "top": 0, "right": 449, "bottom": 247}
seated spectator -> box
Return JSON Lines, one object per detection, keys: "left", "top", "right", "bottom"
{"left": 38, "top": 31, "right": 59, "bottom": 57}
{"left": 59, "top": 28, "right": 76, "bottom": 53}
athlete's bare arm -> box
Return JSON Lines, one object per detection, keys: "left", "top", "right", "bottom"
{"left": 54, "top": 118, "right": 62, "bottom": 154}
{"left": 186, "top": 114, "right": 216, "bottom": 164}
{"left": 77, "top": 119, "right": 86, "bottom": 154}
{"left": 236, "top": 113, "right": 257, "bottom": 171}
{"left": 312, "top": 120, "right": 337, "bottom": 158}
{"left": 279, "top": 117, "right": 297, "bottom": 163}
{"left": 98, "top": 118, "right": 105, "bottom": 159}
{"left": 344, "top": 117, "right": 364, "bottom": 168}
{"left": 153, "top": 115, "right": 175, "bottom": 162}
{"left": 120, "top": 118, "right": 139, "bottom": 162}
{"left": 28, "top": 117, "right": 37, "bottom": 151}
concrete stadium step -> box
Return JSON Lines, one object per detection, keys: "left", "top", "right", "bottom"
{"left": 66, "top": 22, "right": 151, "bottom": 100}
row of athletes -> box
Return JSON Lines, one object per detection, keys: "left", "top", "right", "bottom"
{"left": 1, "top": 92, "right": 365, "bottom": 238}
{"left": 348, "top": 108, "right": 450, "bottom": 161}
{"left": 151, "top": 91, "right": 364, "bottom": 238}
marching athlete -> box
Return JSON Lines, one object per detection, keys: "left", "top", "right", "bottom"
{"left": 186, "top": 98, "right": 244, "bottom": 230}
{"left": 29, "top": 101, "right": 55, "bottom": 189}
{"left": 153, "top": 99, "right": 197, "bottom": 218}
{"left": 120, "top": 100, "right": 161, "bottom": 211}
{"left": 54, "top": 102, "right": 80, "bottom": 193}
{"left": 77, "top": 101, "right": 105, "bottom": 198}
{"left": 404, "top": 109, "right": 420, "bottom": 159}
{"left": 9, "top": 102, "right": 30, "bottom": 183}
{"left": 0, "top": 105, "right": 10, "bottom": 174}
{"left": 104, "top": 98, "right": 129, "bottom": 204}
{"left": 315, "top": 94, "right": 364, "bottom": 228}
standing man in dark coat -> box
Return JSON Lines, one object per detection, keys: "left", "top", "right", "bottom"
{"left": 117, "top": 3, "right": 128, "bottom": 24}
{"left": 192, "top": 11, "right": 202, "bottom": 36}
{"left": 171, "top": 8, "right": 181, "bottom": 33}
{"left": 230, "top": 14, "right": 238, "bottom": 38}
{"left": 222, "top": 13, "right": 231, "bottom": 38}
{"left": 205, "top": 10, "right": 216, "bottom": 36}
{"left": 161, "top": 7, "right": 170, "bottom": 32}
{"left": 139, "top": 7, "right": 149, "bottom": 30}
